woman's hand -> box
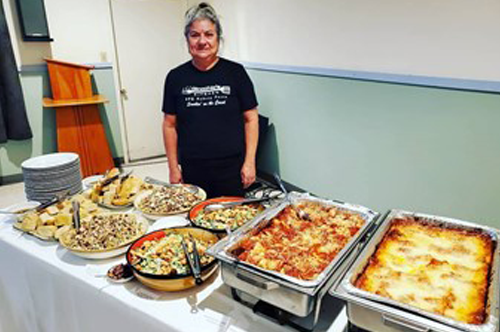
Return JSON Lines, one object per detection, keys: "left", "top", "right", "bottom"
{"left": 169, "top": 166, "right": 183, "bottom": 184}
{"left": 241, "top": 161, "right": 256, "bottom": 188}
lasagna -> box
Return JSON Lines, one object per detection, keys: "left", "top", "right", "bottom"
{"left": 235, "top": 202, "right": 365, "bottom": 280}
{"left": 355, "top": 217, "right": 494, "bottom": 325}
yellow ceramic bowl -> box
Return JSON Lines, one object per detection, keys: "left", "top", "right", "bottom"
{"left": 126, "top": 227, "right": 218, "bottom": 291}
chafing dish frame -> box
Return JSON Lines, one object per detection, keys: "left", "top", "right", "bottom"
{"left": 208, "top": 192, "right": 379, "bottom": 317}
{"left": 331, "top": 209, "right": 500, "bottom": 332}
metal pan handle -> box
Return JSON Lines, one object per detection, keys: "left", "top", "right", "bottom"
{"left": 235, "top": 272, "right": 279, "bottom": 290}
{"left": 382, "top": 314, "right": 430, "bottom": 332}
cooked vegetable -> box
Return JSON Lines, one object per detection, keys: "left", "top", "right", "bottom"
{"left": 61, "top": 213, "right": 144, "bottom": 251}
{"left": 130, "top": 232, "right": 215, "bottom": 275}
{"left": 194, "top": 204, "right": 263, "bottom": 230}
{"left": 138, "top": 186, "right": 203, "bottom": 215}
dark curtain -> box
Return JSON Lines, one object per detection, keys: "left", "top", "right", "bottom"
{"left": 0, "top": 4, "right": 32, "bottom": 143}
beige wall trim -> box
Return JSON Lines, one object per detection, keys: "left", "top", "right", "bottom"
{"left": 243, "top": 62, "right": 500, "bottom": 94}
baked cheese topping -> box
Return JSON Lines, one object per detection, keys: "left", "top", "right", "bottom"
{"left": 355, "top": 217, "right": 493, "bottom": 325}
{"left": 235, "top": 202, "right": 365, "bottom": 280}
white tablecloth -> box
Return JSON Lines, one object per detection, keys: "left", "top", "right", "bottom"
{"left": 0, "top": 212, "right": 348, "bottom": 332}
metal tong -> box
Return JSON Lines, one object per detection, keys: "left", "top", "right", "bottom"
{"left": 72, "top": 200, "right": 81, "bottom": 230}
{"left": 144, "top": 176, "right": 199, "bottom": 194}
{"left": 181, "top": 235, "right": 203, "bottom": 285}
{"left": 273, "top": 173, "right": 311, "bottom": 221}
{"left": 203, "top": 195, "right": 280, "bottom": 212}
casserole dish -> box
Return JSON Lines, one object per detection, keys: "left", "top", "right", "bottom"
{"left": 332, "top": 209, "right": 499, "bottom": 332}
{"left": 208, "top": 192, "right": 379, "bottom": 316}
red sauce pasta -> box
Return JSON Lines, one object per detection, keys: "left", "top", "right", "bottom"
{"left": 235, "top": 202, "right": 365, "bottom": 280}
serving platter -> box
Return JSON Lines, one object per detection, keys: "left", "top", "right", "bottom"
{"left": 98, "top": 201, "right": 134, "bottom": 210}
{"left": 82, "top": 175, "right": 104, "bottom": 190}
{"left": 1, "top": 201, "right": 41, "bottom": 215}
{"left": 208, "top": 192, "right": 379, "bottom": 317}
{"left": 188, "top": 196, "right": 265, "bottom": 234}
{"left": 134, "top": 186, "right": 206, "bottom": 221}
{"left": 89, "top": 169, "right": 145, "bottom": 209}
{"left": 59, "top": 213, "right": 149, "bottom": 260}
{"left": 332, "top": 209, "right": 500, "bottom": 332}
{"left": 11, "top": 193, "right": 102, "bottom": 242}
{"left": 12, "top": 222, "right": 55, "bottom": 242}
{"left": 3, "top": 202, "right": 51, "bottom": 241}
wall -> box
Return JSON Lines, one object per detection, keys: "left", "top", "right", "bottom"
{"left": 2, "top": 0, "right": 114, "bottom": 65}
{"left": 0, "top": 0, "right": 124, "bottom": 181}
{"left": 2, "top": 0, "right": 500, "bottom": 230}
{"left": 212, "top": 0, "right": 500, "bottom": 81}
{"left": 251, "top": 68, "right": 500, "bottom": 228}
{"left": 2, "top": 0, "right": 52, "bottom": 65}
{"left": 0, "top": 66, "right": 124, "bottom": 181}
{"left": 43, "top": 0, "right": 115, "bottom": 64}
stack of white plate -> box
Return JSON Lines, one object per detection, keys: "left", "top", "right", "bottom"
{"left": 22, "top": 153, "right": 83, "bottom": 202}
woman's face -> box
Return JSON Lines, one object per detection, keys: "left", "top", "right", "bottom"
{"left": 187, "top": 19, "right": 219, "bottom": 62}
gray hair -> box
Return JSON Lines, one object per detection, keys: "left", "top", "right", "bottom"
{"left": 184, "top": 2, "right": 223, "bottom": 42}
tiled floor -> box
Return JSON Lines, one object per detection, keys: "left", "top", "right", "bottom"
{"left": 0, "top": 159, "right": 170, "bottom": 208}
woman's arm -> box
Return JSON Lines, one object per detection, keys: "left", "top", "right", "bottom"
{"left": 241, "top": 108, "right": 259, "bottom": 188}
{"left": 162, "top": 114, "right": 183, "bottom": 183}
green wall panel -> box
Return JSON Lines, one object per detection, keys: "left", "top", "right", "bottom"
{"left": 250, "top": 69, "right": 500, "bottom": 229}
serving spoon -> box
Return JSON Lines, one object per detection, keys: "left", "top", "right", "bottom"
{"left": 273, "top": 173, "right": 311, "bottom": 221}
{"left": 203, "top": 195, "right": 280, "bottom": 212}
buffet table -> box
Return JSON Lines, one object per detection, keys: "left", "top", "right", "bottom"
{"left": 0, "top": 209, "right": 349, "bottom": 332}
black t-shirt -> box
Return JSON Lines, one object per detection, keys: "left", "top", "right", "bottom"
{"left": 162, "top": 58, "right": 258, "bottom": 162}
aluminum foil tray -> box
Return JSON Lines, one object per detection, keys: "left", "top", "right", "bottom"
{"left": 341, "top": 209, "right": 500, "bottom": 332}
{"left": 208, "top": 192, "right": 379, "bottom": 291}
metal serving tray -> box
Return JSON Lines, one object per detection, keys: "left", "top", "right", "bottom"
{"left": 331, "top": 209, "right": 500, "bottom": 332}
{"left": 208, "top": 192, "right": 379, "bottom": 317}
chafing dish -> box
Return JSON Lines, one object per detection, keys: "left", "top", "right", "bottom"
{"left": 208, "top": 192, "right": 379, "bottom": 319}
{"left": 330, "top": 209, "right": 500, "bottom": 332}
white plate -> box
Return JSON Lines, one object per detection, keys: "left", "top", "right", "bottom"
{"left": 149, "top": 216, "right": 190, "bottom": 231}
{"left": 106, "top": 264, "right": 135, "bottom": 283}
{"left": 134, "top": 187, "right": 206, "bottom": 221}
{"left": 2, "top": 201, "right": 41, "bottom": 213}
{"left": 59, "top": 214, "right": 149, "bottom": 260}
{"left": 98, "top": 202, "right": 134, "bottom": 211}
{"left": 82, "top": 175, "right": 104, "bottom": 190}
{"left": 21, "top": 153, "right": 79, "bottom": 170}
{"left": 0, "top": 201, "right": 41, "bottom": 223}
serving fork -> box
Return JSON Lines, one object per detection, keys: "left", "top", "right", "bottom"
{"left": 273, "top": 173, "right": 311, "bottom": 221}
{"left": 203, "top": 194, "right": 280, "bottom": 212}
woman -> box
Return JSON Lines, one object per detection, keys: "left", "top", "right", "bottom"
{"left": 162, "top": 3, "right": 259, "bottom": 198}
